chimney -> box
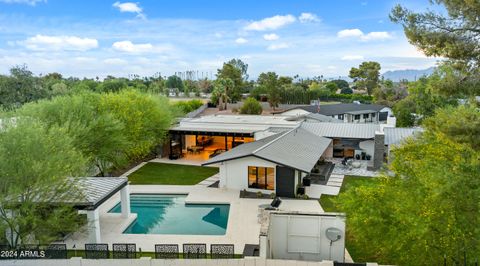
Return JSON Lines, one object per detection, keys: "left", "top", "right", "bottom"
{"left": 387, "top": 115, "right": 396, "bottom": 127}
{"left": 368, "top": 131, "right": 385, "bottom": 171}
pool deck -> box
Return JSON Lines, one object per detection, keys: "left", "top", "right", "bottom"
{"left": 63, "top": 185, "right": 323, "bottom": 252}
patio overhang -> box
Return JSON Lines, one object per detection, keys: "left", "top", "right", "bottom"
{"left": 169, "top": 127, "right": 255, "bottom": 138}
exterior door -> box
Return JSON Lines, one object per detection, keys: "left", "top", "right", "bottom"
{"left": 275, "top": 166, "right": 295, "bottom": 198}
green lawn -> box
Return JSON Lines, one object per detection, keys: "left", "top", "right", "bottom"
{"left": 128, "top": 162, "right": 218, "bottom": 185}
{"left": 319, "top": 175, "right": 378, "bottom": 262}
{"left": 319, "top": 175, "right": 376, "bottom": 212}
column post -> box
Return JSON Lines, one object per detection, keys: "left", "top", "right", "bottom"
{"left": 86, "top": 209, "right": 101, "bottom": 243}
{"left": 120, "top": 185, "right": 131, "bottom": 218}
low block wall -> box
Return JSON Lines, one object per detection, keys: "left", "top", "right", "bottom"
{"left": 0, "top": 258, "right": 380, "bottom": 266}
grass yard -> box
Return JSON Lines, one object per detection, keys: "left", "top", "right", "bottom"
{"left": 319, "top": 175, "right": 376, "bottom": 212}
{"left": 128, "top": 162, "right": 218, "bottom": 185}
{"left": 319, "top": 175, "right": 378, "bottom": 262}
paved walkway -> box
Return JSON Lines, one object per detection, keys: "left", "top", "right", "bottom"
{"left": 305, "top": 174, "right": 345, "bottom": 198}
{"left": 195, "top": 173, "right": 220, "bottom": 187}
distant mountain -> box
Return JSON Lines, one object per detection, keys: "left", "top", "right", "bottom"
{"left": 382, "top": 67, "right": 436, "bottom": 82}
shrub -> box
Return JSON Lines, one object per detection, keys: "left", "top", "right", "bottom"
{"left": 240, "top": 97, "right": 262, "bottom": 115}
{"left": 256, "top": 191, "right": 263, "bottom": 198}
{"left": 174, "top": 99, "right": 204, "bottom": 114}
{"left": 341, "top": 87, "right": 353, "bottom": 94}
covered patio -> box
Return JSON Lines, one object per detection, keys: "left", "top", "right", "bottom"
{"left": 71, "top": 177, "right": 132, "bottom": 243}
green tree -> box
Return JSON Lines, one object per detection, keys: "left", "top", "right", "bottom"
{"left": 338, "top": 105, "right": 480, "bottom": 265}
{"left": 240, "top": 97, "right": 263, "bottom": 115}
{"left": 211, "top": 78, "right": 233, "bottom": 110}
{"left": 349, "top": 61, "right": 381, "bottom": 95}
{"left": 217, "top": 61, "right": 243, "bottom": 102}
{"left": 226, "top": 58, "right": 249, "bottom": 81}
{"left": 257, "top": 72, "right": 281, "bottom": 110}
{"left": 166, "top": 75, "right": 184, "bottom": 91}
{"left": 98, "top": 90, "right": 174, "bottom": 161}
{"left": 0, "top": 119, "right": 87, "bottom": 247}
{"left": 19, "top": 92, "right": 130, "bottom": 176}
{"left": 330, "top": 79, "right": 350, "bottom": 90}
{"left": 324, "top": 82, "right": 338, "bottom": 93}
{"left": 390, "top": 0, "right": 480, "bottom": 97}
{"left": 0, "top": 65, "right": 47, "bottom": 109}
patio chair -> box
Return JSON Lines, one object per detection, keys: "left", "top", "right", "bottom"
{"left": 84, "top": 243, "right": 109, "bottom": 259}
{"left": 210, "top": 244, "right": 234, "bottom": 259}
{"left": 112, "top": 243, "right": 136, "bottom": 259}
{"left": 183, "top": 243, "right": 207, "bottom": 259}
{"left": 265, "top": 197, "right": 282, "bottom": 210}
{"left": 155, "top": 244, "right": 179, "bottom": 259}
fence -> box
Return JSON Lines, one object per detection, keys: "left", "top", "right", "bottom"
{"left": 0, "top": 243, "right": 235, "bottom": 260}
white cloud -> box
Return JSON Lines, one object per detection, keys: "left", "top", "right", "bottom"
{"left": 112, "top": 40, "right": 153, "bottom": 53}
{"left": 0, "top": 0, "right": 45, "bottom": 5}
{"left": 337, "top": 28, "right": 392, "bottom": 41}
{"left": 245, "top": 15, "right": 296, "bottom": 31}
{"left": 113, "top": 2, "right": 145, "bottom": 19}
{"left": 299, "top": 13, "right": 320, "bottom": 23}
{"left": 267, "top": 43, "right": 289, "bottom": 51}
{"left": 20, "top": 34, "right": 98, "bottom": 51}
{"left": 362, "top": 31, "right": 392, "bottom": 41}
{"left": 337, "top": 29, "right": 364, "bottom": 38}
{"left": 341, "top": 55, "right": 364, "bottom": 60}
{"left": 263, "top": 33, "right": 279, "bottom": 41}
{"left": 235, "top": 37, "right": 248, "bottom": 44}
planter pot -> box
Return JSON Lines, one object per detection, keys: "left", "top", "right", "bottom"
{"left": 297, "top": 187, "right": 305, "bottom": 195}
{"left": 303, "top": 178, "right": 311, "bottom": 187}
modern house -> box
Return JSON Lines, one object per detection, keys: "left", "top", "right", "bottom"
{"left": 279, "top": 103, "right": 392, "bottom": 123}
{"left": 203, "top": 126, "right": 332, "bottom": 197}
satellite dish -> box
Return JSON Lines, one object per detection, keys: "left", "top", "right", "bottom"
{"left": 325, "top": 227, "right": 342, "bottom": 242}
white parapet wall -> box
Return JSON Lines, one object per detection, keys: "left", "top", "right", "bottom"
{"left": 0, "top": 258, "right": 381, "bottom": 266}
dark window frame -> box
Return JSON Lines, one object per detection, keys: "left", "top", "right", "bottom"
{"left": 363, "top": 113, "right": 369, "bottom": 119}
{"left": 354, "top": 114, "right": 360, "bottom": 120}
{"left": 248, "top": 166, "right": 274, "bottom": 190}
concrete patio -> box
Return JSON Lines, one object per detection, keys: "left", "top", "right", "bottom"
{"left": 62, "top": 184, "right": 323, "bottom": 253}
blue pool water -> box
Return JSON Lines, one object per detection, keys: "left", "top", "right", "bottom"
{"left": 109, "top": 194, "right": 229, "bottom": 235}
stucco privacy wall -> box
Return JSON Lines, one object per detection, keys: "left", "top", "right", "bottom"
{"left": 0, "top": 258, "right": 381, "bottom": 266}
{"left": 219, "top": 156, "right": 277, "bottom": 191}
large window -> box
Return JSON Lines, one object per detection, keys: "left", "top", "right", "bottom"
{"left": 248, "top": 166, "right": 275, "bottom": 190}
{"left": 354, "top": 114, "right": 360, "bottom": 120}
{"left": 363, "top": 113, "right": 369, "bottom": 119}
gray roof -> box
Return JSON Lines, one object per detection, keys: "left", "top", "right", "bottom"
{"left": 384, "top": 127, "right": 424, "bottom": 145}
{"left": 64, "top": 177, "right": 128, "bottom": 210}
{"left": 170, "top": 126, "right": 256, "bottom": 134}
{"left": 302, "top": 122, "right": 380, "bottom": 139}
{"left": 203, "top": 127, "right": 332, "bottom": 172}
{"left": 305, "top": 113, "right": 343, "bottom": 123}
{"left": 283, "top": 103, "right": 386, "bottom": 116}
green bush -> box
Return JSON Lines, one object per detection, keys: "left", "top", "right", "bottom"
{"left": 240, "top": 97, "right": 263, "bottom": 115}
{"left": 174, "top": 99, "right": 204, "bottom": 114}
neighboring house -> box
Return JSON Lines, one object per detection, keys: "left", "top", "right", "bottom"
{"left": 279, "top": 103, "right": 392, "bottom": 124}
{"left": 202, "top": 127, "right": 332, "bottom": 197}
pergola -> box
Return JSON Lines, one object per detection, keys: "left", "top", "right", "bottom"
{"left": 70, "top": 177, "right": 131, "bottom": 243}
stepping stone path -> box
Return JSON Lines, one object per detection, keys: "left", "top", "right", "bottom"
{"left": 196, "top": 173, "right": 220, "bottom": 187}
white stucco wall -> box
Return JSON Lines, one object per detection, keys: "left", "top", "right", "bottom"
{"left": 357, "top": 140, "right": 374, "bottom": 159}
{"left": 266, "top": 213, "right": 346, "bottom": 261}
{"left": 218, "top": 156, "right": 278, "bottom": 192}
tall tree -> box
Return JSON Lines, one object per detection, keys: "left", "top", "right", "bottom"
{"left": 390, "top": 0, "right": 480, "bottom": 97}
{"left": 337, "top": 105, "right": 480, "bottom": 265}
{"left": 349, "top": 61, "right": 381, "bottom": 95}
{"left": 217, "top": 61, "right": 243, "bottom": 102}
{"left": 165, "top": 75, "right": 184, "bottom": 91}
{"left": 257, "top": 72, "right": 281, "bottom": 110}
{"left": 211, "top": 78, "right": 233, "bottom": 110}
{"left": 226, "top": 58, "right": 249, "bottom": 81}
{"left": 0, "top": 119, "right": 87, "bottom": 247}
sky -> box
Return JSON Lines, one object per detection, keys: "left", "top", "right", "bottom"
{"left": 0, "top": 0, "right": 442, "bottom": 79}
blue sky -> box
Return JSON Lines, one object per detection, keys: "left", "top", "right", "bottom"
{"left": 0, "top": 0, "right": 441, "bottom": 79}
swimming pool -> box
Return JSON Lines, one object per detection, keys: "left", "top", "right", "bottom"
{"left": 109, "top": 194, "right": 229, "bottom": 235}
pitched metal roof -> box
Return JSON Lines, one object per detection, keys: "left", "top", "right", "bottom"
{"left": 283, "top": 103, "right": 386, "bottom": 116}
{"left": 305, "top": 113, "right": 343, "bottom": 123}
{"left": 301, "top": 122, "right": 380, "bottom": 139}
{"left": 61, "top": 177, "right": 128, "bottom": 210}
{"left": 384, "top": 127, "right": 424, "bottom": 145}
{"left": 203, "top": 127, "right": 332, "bottom": 173}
